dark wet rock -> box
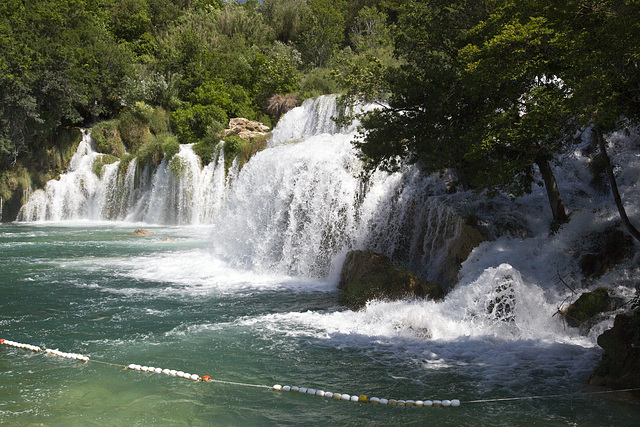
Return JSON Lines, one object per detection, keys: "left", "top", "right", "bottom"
{"left": 589, "top": 309, "right": 640, "bottom": 395}
{"left": 579, "top": 228, "right": 634, "bottom": 279}
{"left": 339, "top": 250, "right": 444, "bottom": 309}
{"left": 440, "top": 215, "right": 489, "bottom": 287}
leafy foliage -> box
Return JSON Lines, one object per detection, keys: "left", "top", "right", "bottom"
{"left": 355, "top": 0, "right": 640, "bottom": 223}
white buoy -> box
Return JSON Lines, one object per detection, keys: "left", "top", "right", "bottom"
{"left": 442, "top": 400, "right": 451, "bottom": 407}
{"left": 370, "top": 397, "right": 380, "bottom": 404}
{"left": 176, "top": 371, "right": 185, "bottom": 377}
{"left": 291, "top": 386, "right": 299, "bottom": 392}
{"left": 332, "top": 393, "right": 342, "bottom": 399}
{"left": 306, "top": 388, "right": 316, "bottom": 395}
{"left": 299, "top": 387, "right": 307, "bottom": 393}
{"left": 273, "top": 384, "right": 282, "bottom": 390}
{"left": 341, "top": 394, "right": 351, "bottom": 401}
{"left": 406, "top": 400, "right": 415, "bottom": 407}
{"left": 324, "top": 392, "right": 333, "bottom": 398}
{"left": 423, "top": 400, "right": 433, "bottom": 406}
{"left": 190, "top": 374, "right": 199, "bottom": 381}
{"left": 451, "top": 399, "right": 461, "bottom": 407}
{"left": 350, "top": 395, "right": 359, "bottom": 402}
{"left": 415, "top": 400, "right": 424, "bottom": 407}
{"left": 170, "top": 370, "right": 177, "bottom": 376}
{"left": 379, "top": 399, "right": 389, "bottom": 405}
{"left": 154, "top": 368, "right": 163, "bottom": 374}
{"left": 388, "top": 399, "right": 398, "bottom": 406}
{"left": 282, "top": 386, "right": 291, "bottom": 392}
{"left": 162, "top": 369, "right": 171, "bottom": 375}
{"left": 433, "top": 400, "right": 442, "bottom": 407}
{"left": 316, "top": 390, "right": 325, "bottom": 397}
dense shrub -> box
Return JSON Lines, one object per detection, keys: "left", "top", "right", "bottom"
{"left": 118, "top": 111, "right": 152, "bottom": 153}
{"left": 92, "top": 121, "right": 125, "bottom": 157}
{"left": 137, "top": 132, "right": 180, "bottom": 166}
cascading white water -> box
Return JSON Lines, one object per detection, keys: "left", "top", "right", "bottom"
{"left": 18, "top": 131, "right": 102, "bottom": 221}
{"left": 210, "top": 96, "right": 461, "bottom": 281}
{"left": 18, "top": 134, "right": 230, "bottom": 224}
{"left": 19, "top": 96, "right": 462, "bottom": 284}
{"left": 269, "top": 95, "right": 344, "bottom": 145}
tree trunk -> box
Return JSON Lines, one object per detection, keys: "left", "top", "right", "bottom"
{"left": 536, "top": 158, "right": 569, "bottom": 224}
{"left": 593, "top": 127, "right": 640, "bottom": 242}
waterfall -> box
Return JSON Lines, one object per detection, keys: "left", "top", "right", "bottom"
{"left": 18, "top": 133, "right": 230, "bottom": 224}
{"left": 210, "top": 96, "right": 461, "bottom": 281}
{"left": 18, "top": 96, "right": 462, "bottom": 282}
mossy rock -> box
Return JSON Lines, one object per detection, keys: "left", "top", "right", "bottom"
{"left": 564, "top": 287, "right": 612, "bottom": 328}
{"left": 338, "top": 250, "right": 444, "bottom": 309}
{"left": 0, "top": 165, "right": 32, "bottom": 221}
{"left": 92, "top": 154, "right": 119, "bottom": 178}
{"left": 92, "top": 121, "right": 125, "bottom": 157}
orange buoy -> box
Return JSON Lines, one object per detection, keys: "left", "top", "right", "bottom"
{"left": 202, "top": 375, "right": 212, "bottom": 382}
{"left": 0, "top": 339, "right": 4, "bottom": 344}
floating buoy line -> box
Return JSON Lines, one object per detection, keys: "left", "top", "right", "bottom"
{"left": 3, "top": 338, "right": 639, "bottom": 407}
{"left": 1, "top": 338, "right": 460, "bottom": 407}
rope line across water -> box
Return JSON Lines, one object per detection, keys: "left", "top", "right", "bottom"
{"left": 3, "top": 338, "right": 638, "bottom": 407}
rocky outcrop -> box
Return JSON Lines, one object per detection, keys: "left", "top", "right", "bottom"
{"left": 338, "top": 250, "right": 444, "bottom": 309}
{"left": 589, "top": 309, "right": 640, "bottom": 395}
{"left": 564, "top": 287, "right": 614, "bottom": 328}
{"left": 223, "top": 118, "right": 269, "bottom": 141}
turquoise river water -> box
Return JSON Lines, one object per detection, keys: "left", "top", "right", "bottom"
{"left": 1, "top": 222, "right": 639, "bottom": 426}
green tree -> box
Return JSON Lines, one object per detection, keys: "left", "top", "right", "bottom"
{"left": 556, "top": 0, "right": 640, "bottom": 240}
{"left": 298, "top": 0, "right": 346, "bottom": 67}
{"left": 0, "top": 0, "right": 133, "bottom": 167}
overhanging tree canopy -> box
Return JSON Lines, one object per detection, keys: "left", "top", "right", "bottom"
{"left": 356, "top": 0, "right": 640, "bottom": 230}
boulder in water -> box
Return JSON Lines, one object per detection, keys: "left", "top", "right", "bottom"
{"left": 589, "top": 309, "right": 640, "bottom": 395}
{"left": 563, "top": 287, "right": 613, "bottom": 328}
{"left": 132, "top": 229, "right": 151, "bottom": 236}
{"left": 338, "top": 250, "right": 444, "bottom": 309}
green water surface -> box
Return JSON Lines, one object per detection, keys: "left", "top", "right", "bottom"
{"left": 1, "top": 223, "right": 638, "bottom": 426}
